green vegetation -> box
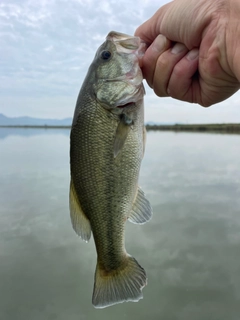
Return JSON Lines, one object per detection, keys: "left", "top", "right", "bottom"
{"left": 1, "top": 123, "right": 240, "bottom": 134}
{"left": 145, "top": 123, "right": 240, "bottom": 134}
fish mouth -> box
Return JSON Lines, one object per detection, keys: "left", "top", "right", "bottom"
{"left": 106, "top": 31, "right": 146, "bottom": 59}
{"left": 104, "top": 31, "right": 146, "bottom": 91}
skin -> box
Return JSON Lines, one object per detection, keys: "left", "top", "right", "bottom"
{"left": 135, "top": 0, "right": 240, "bottom": 107}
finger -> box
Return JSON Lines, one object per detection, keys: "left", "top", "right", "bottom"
{"left": 167, "top": 49, "right": 199, "bottom": 103}
{"left": 141, "top": 34, "right": 172, "bottom": 88}
{"left": 152, "top": 42, "right": 189, "bottom": 96}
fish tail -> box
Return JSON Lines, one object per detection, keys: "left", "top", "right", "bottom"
{"left": 92, "top": 255, "right": 147, "bottom": 309}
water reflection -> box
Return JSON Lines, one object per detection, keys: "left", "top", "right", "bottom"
{"left": 0, "top": 130, "right": 240, "bottom": 320}
{"left": 0, "top": 127, "right": 70, "bottom": 139}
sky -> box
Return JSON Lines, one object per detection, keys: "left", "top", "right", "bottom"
{"left": 1, "top": 0, "right": 240, "bottom": 124}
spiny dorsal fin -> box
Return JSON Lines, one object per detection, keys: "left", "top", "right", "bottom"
{"left": 128, "top": 186, "right": 152, "bottom": 224}
{"left": 69, "top": 179, "right": 91, "bottom": 242}
{"left": 113, "top": 114, "right": 133, "bottom": 158}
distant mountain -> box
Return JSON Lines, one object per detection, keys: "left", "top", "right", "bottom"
{"left": 0, "top": 114, "right": 176, "bottom": 127}
{"left": 0, "top": 114, "right": 72, "bottom": 126}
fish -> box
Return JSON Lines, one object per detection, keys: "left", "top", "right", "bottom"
{"left": 69, "top": 31, "right": 152, "bottom": 309}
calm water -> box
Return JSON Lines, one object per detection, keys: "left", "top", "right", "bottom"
{"left": 0, "top": 128, "right": 240, "bottom": 320}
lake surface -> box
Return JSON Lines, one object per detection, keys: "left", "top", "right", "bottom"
{"left": 0, "top": 128, "right": 240, "bottom": 320}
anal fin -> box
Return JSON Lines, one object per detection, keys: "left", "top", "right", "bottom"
{"left": 128, "top": 186, "right": 152, "bottom": 224}
{"left": 69, "top": 179, "right": 91, "bottom": 242}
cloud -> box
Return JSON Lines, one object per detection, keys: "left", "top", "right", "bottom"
{"left": 0, "top": 0, "right": 239, "bottom": 123}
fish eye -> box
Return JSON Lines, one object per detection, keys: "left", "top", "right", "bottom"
{"left": 101, "top": 50, "right": 112, "bottom": 60}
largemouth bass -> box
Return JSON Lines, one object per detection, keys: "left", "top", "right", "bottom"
{"left": 70, "top": 31, "right": 152, "bottom": 309}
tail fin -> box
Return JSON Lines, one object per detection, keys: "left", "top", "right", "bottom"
{"left": 92, "top": 255, "right": 147, "bottom": 309}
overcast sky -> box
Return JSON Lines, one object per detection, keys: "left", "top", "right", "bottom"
{"left": 1, "top": 0, "right": 240, "bottom": 123}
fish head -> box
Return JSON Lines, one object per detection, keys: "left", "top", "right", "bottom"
{"left": 90, "top": 31, "right": 146, "bottom": 115}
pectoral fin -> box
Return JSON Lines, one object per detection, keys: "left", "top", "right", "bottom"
{"left": 69, "top": 179, "right": 91, "bottom": 242}
{"left": 114, "top": 115, "right": 132, "bottom": 158}
{"left": 128, "top": 186, "right": 152, "bottom": 224}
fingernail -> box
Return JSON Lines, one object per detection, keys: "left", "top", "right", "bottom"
{"left": 171, "top": 43, "right": 186, "bottom": 54}
{"left": 152, "top": 34, "right": 167, "bottom": 53}
{"left": 187, "top": 48, "right": 199, "bottom": 60}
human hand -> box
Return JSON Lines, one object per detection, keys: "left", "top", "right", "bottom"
{"left": 135, "top": 0, "right": 240, "bottom": 106}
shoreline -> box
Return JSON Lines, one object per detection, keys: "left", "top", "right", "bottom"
{"left": 0, "top": 123, "right": 240, "bottom": 133}
{"left": 145, "top": 123, "right": 240, "bottom": 134}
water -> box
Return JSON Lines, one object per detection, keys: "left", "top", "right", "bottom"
{"left": 1, "top": 128, "right": 240, "bottom": 320}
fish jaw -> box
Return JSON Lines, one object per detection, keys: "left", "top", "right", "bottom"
{"left": 106, "top": 30, "right": 146, "bottom": 91}
{"left": 106, "top": 31, "right": 146, "bottom": 59}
